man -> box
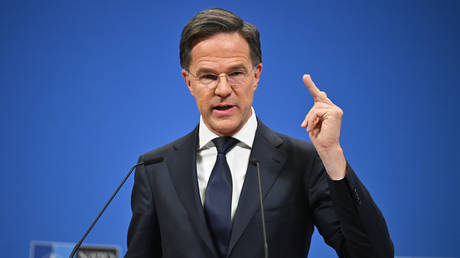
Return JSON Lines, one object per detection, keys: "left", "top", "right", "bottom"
{"left": 125, "top": 8, "right": 393, "bottom": 258}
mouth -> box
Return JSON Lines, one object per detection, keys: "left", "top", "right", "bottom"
{"left": 213, "top": 104, "right": 234, "bottom": 111}
{"left": 212, "top": 104, "right": 236, "bottom": 115}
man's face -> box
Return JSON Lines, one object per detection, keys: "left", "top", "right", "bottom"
{"left": 182, "top": 32, "right": 262, "bottom": 136}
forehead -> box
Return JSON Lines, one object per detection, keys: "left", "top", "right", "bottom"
{"left": 189, "top": 32, "right": 252, "bottom": 72}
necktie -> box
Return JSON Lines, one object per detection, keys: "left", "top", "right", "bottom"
{"left": 204, "top": 136, "right": 239, "bottom": 258}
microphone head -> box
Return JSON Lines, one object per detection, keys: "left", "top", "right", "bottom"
{"left": 249, "top": 159, "right": 260, "bottom": 166}
{"left": 143, "top": 156, "right": 164, "bottom": 166}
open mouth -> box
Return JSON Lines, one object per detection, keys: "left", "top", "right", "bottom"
{"left": 214, "top": 105, "right": 234, "bottom": 111}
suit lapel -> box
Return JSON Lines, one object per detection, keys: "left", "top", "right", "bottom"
{"left": 165, "top": 127, "right": 217, "bottom": 256}
{"left": 228, "top": 120, "right": 287, "bottom": 255}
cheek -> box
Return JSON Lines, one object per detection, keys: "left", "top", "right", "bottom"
{"left": 239, "top": 88, "right": 255, "bottom": 105}
{"left": 195, "top": 91, "right": 212, "bottom": 109}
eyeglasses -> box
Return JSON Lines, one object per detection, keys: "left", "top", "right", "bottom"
{"left": 187, "top": 68, "right": 253, "bottom": 88}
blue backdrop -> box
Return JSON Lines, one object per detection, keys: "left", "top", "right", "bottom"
{"left": 1, "top": 0, "right": 459, "bottom": 257}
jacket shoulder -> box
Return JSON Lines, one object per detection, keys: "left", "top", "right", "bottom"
{"left": 257, "top": 119, "right": 316, "bottom": 155}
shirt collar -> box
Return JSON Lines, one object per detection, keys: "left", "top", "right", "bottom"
{"left": 198, "top": 107, "right": 258, "bottom": 150}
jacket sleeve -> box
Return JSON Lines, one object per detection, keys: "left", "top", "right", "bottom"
{"left": 307, "top": 153, "right": 394, "bottom": 258}
{"left": 125, "top": 156, "right": 162, "bottom": 258}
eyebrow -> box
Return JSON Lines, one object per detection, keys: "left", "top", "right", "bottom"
{"left": 195, "top": 64, "right": 249, "bottom": 75}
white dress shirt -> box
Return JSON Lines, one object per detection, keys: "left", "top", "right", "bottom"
{"left": 197, "top": 108, "right": 258, "bottom": 220}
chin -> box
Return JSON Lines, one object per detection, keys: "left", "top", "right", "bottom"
{"left": 211, "top": 121, "right": 241, "bottom": 136}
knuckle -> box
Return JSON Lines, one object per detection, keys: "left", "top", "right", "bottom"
{"left": 335, "top": 107, "right": 344, "bottom": 117}
{"left": 337, "top": 107, "right": 343, "bottom": 114}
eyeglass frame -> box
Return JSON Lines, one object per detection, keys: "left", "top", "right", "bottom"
{"left": 186, "top": 65, "right": 257, "bottom": 88}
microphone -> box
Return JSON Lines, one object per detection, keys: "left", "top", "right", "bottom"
{"left": 69, "top": 155, "right": 164, "bottom": 258}
{"left": 249, "top": 159, "right": 268, "bottom": 258}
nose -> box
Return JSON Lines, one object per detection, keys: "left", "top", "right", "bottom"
{"left": 214, "top": 74, "right": 232, "bottom": 97}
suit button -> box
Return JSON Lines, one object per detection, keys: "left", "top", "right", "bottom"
{"left": 352, "top": 188, "right": 361, "bottom": 205}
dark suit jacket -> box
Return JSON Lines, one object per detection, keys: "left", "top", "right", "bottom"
{"left": 125, "top": 120, "right": 393, "bottom": 258}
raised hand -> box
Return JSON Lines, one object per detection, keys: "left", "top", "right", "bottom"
{"left": 301, "top": 74, "right": 346, "bottom": 180}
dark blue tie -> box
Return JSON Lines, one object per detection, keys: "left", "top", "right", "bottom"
{"left": 204, "top": 136, "right": 239, "bottom": 258}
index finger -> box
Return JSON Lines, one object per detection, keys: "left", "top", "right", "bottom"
{"left": 302, "top": 74, "right": 322, "bottom": 100}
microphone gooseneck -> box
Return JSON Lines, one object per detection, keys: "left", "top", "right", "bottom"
{"left": 69, "top": 155, "right": 163, "bottom": 258}
{"left": 250, "top": 159, "right": 268, "bottom": 258}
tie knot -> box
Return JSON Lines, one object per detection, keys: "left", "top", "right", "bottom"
{"left": 212, "top": 136, "right": 239, "bottom": 154}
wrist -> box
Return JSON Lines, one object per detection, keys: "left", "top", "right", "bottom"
{"left": 316, "top": 145, "right": 347, "bottom": 180}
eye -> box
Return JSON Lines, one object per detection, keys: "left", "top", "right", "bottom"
{"left": 200, "top": 74, "right": 218, "bottom": 81}
{"left": 228, "top": 71, "right": 245, "bottom": 77}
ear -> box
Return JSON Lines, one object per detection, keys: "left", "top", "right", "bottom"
{"left": 182, "top": 69, "right": 194, "bottom": 96}
{"left": 252, "top": 63, "right": 263, "bottom": 90}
